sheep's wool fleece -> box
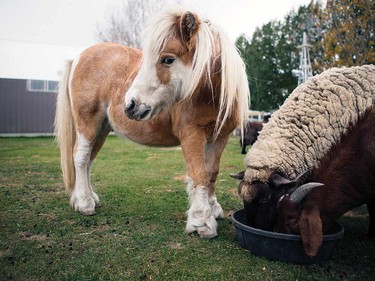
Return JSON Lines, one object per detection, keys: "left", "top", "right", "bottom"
{"left": 245, "top": 65, "right": 375, "bottom": 186}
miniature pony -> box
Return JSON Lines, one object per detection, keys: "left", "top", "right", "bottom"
{"left": 55, "top": 6, "right": 249, "bottom": 238}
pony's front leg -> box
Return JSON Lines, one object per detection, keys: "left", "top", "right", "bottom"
{"left": 180, "top": 128, "right": 218, "bottom": 238}
{"left": 185, "top": 178, "right": 218, "bottom": 238}
{"left": 205, "top": 137, "right": 230, "bottom": 220}
{"left": 70, "top": 134, "right": 97, "bottom": 215}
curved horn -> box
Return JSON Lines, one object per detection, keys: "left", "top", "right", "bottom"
{"left": 289, "top": 182, "right": 324, "bottom": 204}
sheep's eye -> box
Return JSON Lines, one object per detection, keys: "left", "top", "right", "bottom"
{"left": 161, "top": 57, "right": 175, "bottom": 65}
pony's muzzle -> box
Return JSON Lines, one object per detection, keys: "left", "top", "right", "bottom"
{"left": 125, "top": 98, "right": 151, "bottom": 120}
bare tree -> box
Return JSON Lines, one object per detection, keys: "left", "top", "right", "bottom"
{"left": 96, "top": 0, "right": 168, "bottom": 49}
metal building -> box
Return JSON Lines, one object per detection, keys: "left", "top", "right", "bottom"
{"left": 0, "top": 40, "right": 83, "bottom": 136}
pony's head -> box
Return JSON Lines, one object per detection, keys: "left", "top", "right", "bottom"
{"left": 125, "top": 6, "right": 249, "bottom": 137}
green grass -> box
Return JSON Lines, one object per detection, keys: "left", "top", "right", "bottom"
{"left": 1, "top": 136, "right": 374, "bottom": 280}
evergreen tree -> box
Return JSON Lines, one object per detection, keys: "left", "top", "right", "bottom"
{"left": 236, "top": 0, "right": 373, "bottom": 111}
{"left": 236, "top": 5, "right": 314, "bottom": 111}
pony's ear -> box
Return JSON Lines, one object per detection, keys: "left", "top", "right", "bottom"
{"left": 299, "top": 206, "right": 323, "bottom": 258}
{"left": 179, "top": 12, "right": 201, "bottom": 50}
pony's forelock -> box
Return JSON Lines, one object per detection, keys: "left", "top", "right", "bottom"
{"left": 142, "top": 5, "right": 250, "bottom": 138}
{"left": 141, "top": 6, "right": 182, "bottom": 63}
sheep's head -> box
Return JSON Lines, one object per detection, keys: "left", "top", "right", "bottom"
{"left": 276, "top": 182, "right": 325, "bottom": 257}
{"left": 237, "top": 170, "right": 324, "bottom": 257}
{"left": 237, "top": 170, "right": 312, "bottom": 231}
{"left": 275, "top": 182, "right": 324, "bottom": 234}
{"left": 239, "top": 180, "right": 277, "bottom": 231}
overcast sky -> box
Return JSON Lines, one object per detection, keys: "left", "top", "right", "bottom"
{"left": 0, "top": 0, "right": 312, "bottom": 80}
{"left": 0, "top": 0, "right": 312, "bottom": 47}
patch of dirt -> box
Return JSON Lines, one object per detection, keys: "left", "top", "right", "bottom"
{"left": 160, "top": 147, "right": 182, "bottom": 151}
{"left": 226, "top": 188, "right": 240, "bottom": 199}
{"left": 173, "top": 175, "right": 186, "bottom": 181}
{"left": 164, "top": 188, "right": 177, "bottom": 192}
{"left": 19, "top": 232, "right": 47, "bottom": 241}
{"left": 0, "top": 250, "right": 12, "bottom": 259}
{"left": 146, "top": 154, "right": 161, "bottom": 160}
{"left": 224, "top": 211, "right": 235, "bottom": 219}
{"left": 169, "top": 242, "right": 183, "bottom": 250}
{"left": 37, "top": 213, "right": 57, "bottom": 222}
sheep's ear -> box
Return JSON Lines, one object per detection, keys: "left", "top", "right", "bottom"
{"left": 269, "top": 173, "right": 295, "bottom": 189}
{"left": 179, "top": 11, "right": 201, "bottom": 50}
{"left": 299, "top": 206, "right": 323, "bottom": 258}
{"left": 294, "top": 170, "right": 311, "bottom": 185}
{"left": 269, "top": 171, "right": 311, "bottom": 189}
{"left": 230, "top": 171, "right": 245, "bottom": 180}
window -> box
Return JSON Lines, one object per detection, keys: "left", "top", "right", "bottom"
{"left": 27, "top": 80, "right": 58, "bottom": 93}
{"left": 47, "top": 81, "right": 58, "bottom": 92}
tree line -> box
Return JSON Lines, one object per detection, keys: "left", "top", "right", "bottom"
{"left": 236, "top": 0, "right": 374, "bottom": 111}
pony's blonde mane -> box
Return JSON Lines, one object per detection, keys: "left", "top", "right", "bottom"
{"left": 142, "top": 6, "right": 250, "bottom": 138}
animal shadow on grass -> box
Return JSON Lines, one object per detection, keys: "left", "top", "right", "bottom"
{"left": 308, "top": 209, "right": 375, "bottom": 279}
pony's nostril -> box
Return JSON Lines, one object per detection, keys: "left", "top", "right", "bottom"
{"left": 125, "top": 99, "right": 137, "bottom": 119}
{"left": 127, "top": 99, "right": 136, "bottom": 111}
{"left": 140, "top": 108, "right": 151, "bottom": 119}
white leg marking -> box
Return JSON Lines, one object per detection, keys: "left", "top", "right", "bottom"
{"left": 70, "top": 134, "right": 96, "bottom": 215}
{"left": 209, "top": 192, "right": 225, "bottom": 219}
{"left": 204, "top": 142, "right": 225, "bottom": 219}
{"left": 88, "top": 160, "right": 100, "bottom": 207}
{"left": 185, "top": 178, "right": 218, "bottom": 238}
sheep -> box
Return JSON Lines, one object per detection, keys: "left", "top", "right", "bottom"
{"left": 274, "top": 106, "right": 375, "bottom": 257}
{"left": 239, "top": 65, "right": 375, "bottom": 205}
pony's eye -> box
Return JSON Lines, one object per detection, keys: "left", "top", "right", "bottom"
{"left": 161, "top": 57, "right": 175, "bottom": 65}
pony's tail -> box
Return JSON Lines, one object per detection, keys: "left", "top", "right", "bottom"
{"left": 54, "top": 60, "right": 76, "bottom": 194}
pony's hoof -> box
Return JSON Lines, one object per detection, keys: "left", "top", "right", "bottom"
{"left": 211, "top": 202, "right": 225, "bottom": 219}
{"left": 71, "top": 194, "right": 97, "bottom": 216}
{"left": 197, "top": 226, "right": 218, "bottom": 239}
{"left": 185, "top": 224, "right": 218, "bottom": 239}
{"left": 79, "top": 209, "right": 96, "bottom": 216}
{"left": 185, "top": 210, "right": 218, "bottom": 239}
{"left": 91, "top": 191, "right": 101, "bottom": 208}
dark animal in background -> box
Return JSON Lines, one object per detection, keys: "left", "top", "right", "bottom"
{"left": 240, "top": 121, "right": 263, "bottom": 154}
{"left": 240, "top": 116, "right": 269, "bottom": 154}
{"left": 231, "top": 114, "right": 270, "bottom": 177}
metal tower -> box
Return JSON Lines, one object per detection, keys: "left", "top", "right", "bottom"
{"left": 294, "top": 32, "right": 313, "bottom": 85}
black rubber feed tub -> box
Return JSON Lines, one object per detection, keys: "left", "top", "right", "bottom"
{"left": 231, "top": 209, "right": 344, "bottom": 264}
